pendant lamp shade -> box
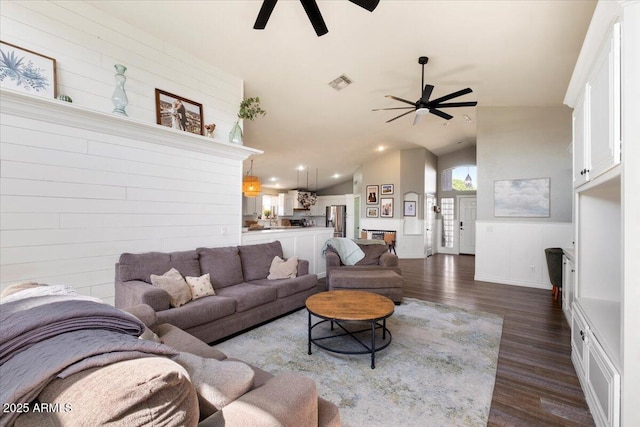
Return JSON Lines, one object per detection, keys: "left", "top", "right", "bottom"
{"left": 243, "top": 160, "right": 261, "bottom": 197}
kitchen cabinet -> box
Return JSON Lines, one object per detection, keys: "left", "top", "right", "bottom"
{"left": 278, "top": 193, "right": 294, "bottom": 216}
{"left": 573, "top": 23, "right": 621, "bottom": 188}
{"left": 243, "top": 194, "right": 263, "bottom": 216}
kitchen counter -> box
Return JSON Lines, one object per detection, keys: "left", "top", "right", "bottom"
{"left": 241, "top": 227, "right": 334, "bottom": 277}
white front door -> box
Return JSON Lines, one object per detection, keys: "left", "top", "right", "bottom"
{"left": 458, "top": 196, "right": 476, "bottom": 255}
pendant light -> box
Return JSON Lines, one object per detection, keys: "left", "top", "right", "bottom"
{"left": 243, "top": 159, "right": 261, "bottom": 197}
{"left": 464, "top": 167, "right": 473, "bottom": 189}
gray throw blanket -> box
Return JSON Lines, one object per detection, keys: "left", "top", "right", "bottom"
{"left": 322, "top": 237, "right": 365, "bottom": 265}
{"left": 0, "top": 295, "right": 177, "bottom": 427}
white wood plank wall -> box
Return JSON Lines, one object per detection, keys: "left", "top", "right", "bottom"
{"left": 0, "top": 1, "right": 255, "bottom": 304}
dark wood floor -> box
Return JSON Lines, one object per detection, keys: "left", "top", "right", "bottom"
{"left": 399, "top": 255, "right": 594, "bottom": 426}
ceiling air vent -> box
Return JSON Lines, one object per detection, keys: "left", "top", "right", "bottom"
{"left": 329, "top": 74, "right": 352, "bottom": 91}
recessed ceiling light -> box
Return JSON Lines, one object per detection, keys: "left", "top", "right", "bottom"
{"left": 297, "top": 165, "right": 306, "bottom": 171}
{"left": 328, "top": 74, "right": 352, "bottom": 91}
{"left": 332, "top": 173, "right": 340, "bottom": 179}
{"left": 376, "top": 145, "right": 385, "bottom": 152}
{"left": 270, "top": 177, "right": 277, "bottom": 182}
{"left": 463, "top": 114, "right": 472, "bottom": 123}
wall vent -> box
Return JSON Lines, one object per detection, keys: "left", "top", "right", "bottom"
{"left": 329, "top": 74, "right": 352, "bottom": 90}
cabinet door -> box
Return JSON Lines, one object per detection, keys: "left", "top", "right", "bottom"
{"left": 562, "top": 255, "right": 575, "bottom": 323}
{"left": 587, "top": 333, "right": 620, "bottom": 427}
{"left": 573, "top": 91, "right": 590, "bottom": 187}
{"left": 571, "top": 304, "right": 589, "bottom": 378}
{"left": 588, "top": 23, "right": 621, "bottom": 181}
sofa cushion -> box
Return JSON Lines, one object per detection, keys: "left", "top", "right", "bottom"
{"left": 268, "top": 256, "right": 298, "bottom": 280}
{"left": 215, "top": 283, "right": 278, "bottom": 312}
{"left": 119, "top": 250, "right": 200, "bottom": 283}
{"left": 198, "top": 247, "right": 244, "bottom": 288}
{"left": 251, "top": 274, "right": 318, "bottom": 299}
{"left": 15, "top": 357, "right": 198, "bottom": 427}
{"left": 238, "top": 241, "right": 284, "bottom": 281}
{"left": 157, "top": 295, "right": 236, "bottom": 331}
{"left": 150, "top": 268, "right": 192, "bottom": 308}
{"left": 186, "top": 273, "right": 216, "bottom": 300}
{"left": 355, "top": 243, "right": 390, "bottom": 266}
{"left": 175, "top": 352, "right": 255, "bottom": 417}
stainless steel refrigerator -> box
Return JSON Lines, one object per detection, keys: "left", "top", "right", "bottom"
{"left": 326, "top": 205, "right": 347, "bottom": 237}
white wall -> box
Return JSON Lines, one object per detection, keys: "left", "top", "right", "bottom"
{"left": 475, "top": 221, "right": 573, "bottom": 289}
{"left": 0, "top": 1, "right": 255, "bottom": 304}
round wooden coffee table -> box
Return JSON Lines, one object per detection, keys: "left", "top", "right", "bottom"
{"left": 306, "top": 290, "right": 395, "bottom": 369}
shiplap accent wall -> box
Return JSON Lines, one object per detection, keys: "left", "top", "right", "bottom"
{"left": 475, "top": 221, "right": 573, "bottom": 289}
{"left": 0, "top": 1, "right": 259, "bottom": 304}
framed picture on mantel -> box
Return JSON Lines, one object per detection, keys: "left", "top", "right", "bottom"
{"left": 155, "top": 89, "right": 204, "bottom": 136}
{"left": 0, "top": 41, "right": 57, "bottom": 98}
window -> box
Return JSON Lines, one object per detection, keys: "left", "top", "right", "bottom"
{"left": 441, "top": 198, "right": 454, "bottom": 248}
{"left": 442, "top": 166, "right": 477, "bottom": 191}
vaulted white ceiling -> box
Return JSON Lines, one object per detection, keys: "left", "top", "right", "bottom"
{"left": 91, "top": 0, "right": 596, "bottom": 191}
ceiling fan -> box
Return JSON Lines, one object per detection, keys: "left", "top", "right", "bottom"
{"left": 374, "top": 56, "right": 478, "bottom": 124}
{"left": 254, "top": 0, "right": 380, "bottom": 37}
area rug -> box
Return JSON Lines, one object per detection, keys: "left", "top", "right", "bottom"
{"left": 214, "top": 298, "right": 503, "bottom": 427}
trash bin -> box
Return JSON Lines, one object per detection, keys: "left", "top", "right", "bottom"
{"left": 545, "top": 247, "right": 563, "bottom": 300}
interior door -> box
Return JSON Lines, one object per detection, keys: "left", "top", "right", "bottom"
{"left": 425, "top": 194, "right": 435, "bottom": 256}
{"left": 353, "top": 196, "right": 360, "bottom": 239}
{"left": 458, "top": 196, "right": 476, "bottom": 255}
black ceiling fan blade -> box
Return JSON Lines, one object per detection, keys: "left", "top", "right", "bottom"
{"left": 432, "top": 101, "right": 478, "bottom": 108}
{"left": 386, "top": 110, "right": 415, "bottom": 123}
{"left": 254, "top": 0, "right": 278, "bottom": 29}
{"left": 429, "top": 109, "right": 454, "bottom": 120}
{"left": 372, "top": 107, "right": 415, "bottom": 111}
{"left": 385, "top": 95, "right": 416, "bottom": 106}
{"left": 429, "top": 88, "right": 473, "bottom": 105}
{"left": 420, "top": 84, "right": 434, "bottom": 103}
{"left": 348, "top": 0, "right": 380, "bottom": 12}
{"left": 300, "top": 0, "right": 328, "bottom": 36}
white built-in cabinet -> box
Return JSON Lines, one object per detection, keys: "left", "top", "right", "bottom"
{"left": 277, "top": 193, "right": 295, "bottom": 216}
{"left": 565, "top": 1, "right": 639, "bottom": 425}
{"left": 562, "top": 253, "right": 575, "bottom": 324}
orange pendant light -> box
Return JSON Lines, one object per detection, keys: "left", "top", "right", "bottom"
{"left": 243, "top": 159, "right": 261, "bottom": 197}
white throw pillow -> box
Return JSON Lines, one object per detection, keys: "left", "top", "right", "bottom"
{"left": 150, "top": 268, "right": 192, "bottom": 308}
{"left": 267, "top": 256, "right": 299, "bottom": 280}
{"left": 185, "top": 273, "right": 216, "bottom": 300}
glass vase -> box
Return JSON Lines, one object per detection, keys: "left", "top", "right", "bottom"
{"left": 111, "top": 64, "right": 129, "bottom": 116}
{"left": 229, "top": 120, "right": 243, "bottom": 145}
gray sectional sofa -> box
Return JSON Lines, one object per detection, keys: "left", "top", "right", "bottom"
{"left": 115, "top": 240, "right": 319, "bottom": 344}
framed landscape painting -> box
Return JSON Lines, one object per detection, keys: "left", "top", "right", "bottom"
{"left": 0, "top": 41, "right": 56, "bottom": 98}
{"left": 494, "top": 177, "right": 550, "bottom": 217}
{"left": 155, "top": 89, "right": 204, "bottom": 136}
{"left": 381, "top": 184, "right": 394, "bottom": 195}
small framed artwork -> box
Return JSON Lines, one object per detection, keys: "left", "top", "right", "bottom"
{"left": 366, "top": 185, "right": 379, "bottom": 205}
{"left": 155, "top": 89, "right": 204, "bottom": 135}
{"left": 404, "top": 201, "right": 416, "bottom": 217}
{"left": 366, "top": 207, "right": 379, "bottom": 218}
{"left": 381, "top": 184, "right": 394, "bottom": 195}
{"left": 380, "top": 198, "right": 394, "bottom": 218}
{"left": 0, "top": 41, "right": 57, "bottom": 98}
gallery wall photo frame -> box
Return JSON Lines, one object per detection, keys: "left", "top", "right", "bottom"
{"left": 155, "top": 89, "right": 204, "bottom": 136}
{"left": 366, "top": 207, "right": 379, "bottom": 218}
{"left": 0, "top": 41, "right": 57, "bottom": 98}
{"left": 380, "top": 198, "right": 394, "bottom": 218}
{"left": 381, "top": 184, "right": 394, "bottom": 195}
{"left": 494, "top": 177, "right": 550, "bottom": 217}
{"left": 366, "top": 185, "right": 379, "bottom": 205}
{"left": 403, "top": 200, "right": 416, "bottom": 217}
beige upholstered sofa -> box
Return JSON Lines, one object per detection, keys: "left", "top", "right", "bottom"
{"left": 115, "top": 241, "right": 318, "bottom": 344}
{"left": 2, "top": 282, "right": 340, "bottom": 427}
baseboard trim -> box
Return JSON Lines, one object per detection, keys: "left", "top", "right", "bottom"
{"left": 474, "top": 275, "right": 552, "bottom": 290}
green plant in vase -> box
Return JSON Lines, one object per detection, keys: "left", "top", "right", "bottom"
{"left": 263, "top": 209, "right": 271, "bottom": 219}
{"left": 229, "top": 97, "right": 266, "bottom": 145}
